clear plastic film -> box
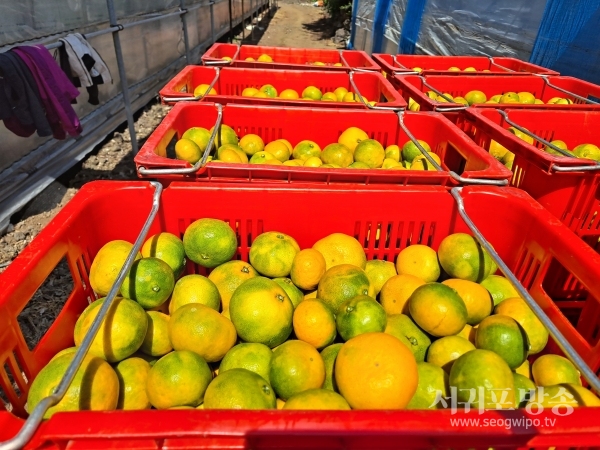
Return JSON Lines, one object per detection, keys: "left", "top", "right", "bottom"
{"left": 381, "top": 0, "right": 407, "bottom": 55}
{"left": 415, "top": 0, "right": 547, "bottom": 59}
{"left": 353, "top": 0, "right": 377, "bottom": 53}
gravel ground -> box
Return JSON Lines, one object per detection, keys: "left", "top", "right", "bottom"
{"left": 0, "top": 101, "right": 169, "bottom": 356}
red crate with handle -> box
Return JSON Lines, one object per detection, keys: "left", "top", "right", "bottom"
{"left": 158, "top": 66, "right": 405, "bottom": 109}
{"left": 134, "top": 103, "right": 511, "bottom": 185}
{"left": 372, "top": 54, "right": 559, "bottom": 77}
{"left": 457, "top": 108, "right": 600, "bottom": 249}
{"left": 392, "top": 74, "right": 600, "bottom": 112}
{"left": 1, "top": 181, "right": 600, "bottom": 448}
{"left": 202, "top": 43, "right": 381, "bottom": 72}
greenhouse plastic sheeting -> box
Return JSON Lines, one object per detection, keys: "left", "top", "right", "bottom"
{"left": 415, "top": 0, "right": 547, "bottom": 60}
{"left": 351, "top": 0, "right": 377, "bottom": 54}
{"left": 381, "top": 0, "right": 407, "bottom": 55}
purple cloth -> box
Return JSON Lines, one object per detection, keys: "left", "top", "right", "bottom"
{"left": 13, "top": 45, "right": 82, "bottom": 139}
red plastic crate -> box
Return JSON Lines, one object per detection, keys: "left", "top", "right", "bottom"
{"left": 1, "top": 181, "right": 600, "bottom": 448}
{"left": 159, "top": 66, "right": 406, "bottom": 109}
{"left": 202, "top": 43, "right": 381, "bottom": 72}
{"left": 133, "top": 103, "right": 511, "bottom": 185}
{"left": 392, "top": 74, "right": 600, "bottom": 111}
{"left": 373, "top": 54, "right": 559, "bottom": 76}
{"left": 457, "top": 108, "right": 600, "bottom": 242}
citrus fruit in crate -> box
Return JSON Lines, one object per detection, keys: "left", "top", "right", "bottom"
{"left": 279, "top": 88, "right": 299, "bottom": 99}
{"left": 449, "top": 349, "right": 515, "bottom": 409}
{"left": 28, "top": 352, "right": 119, "bottom": 418}
{"left": 293, "top": 140, "right": 321, "bottom": 161}
{"left": 438, "top": 233, "right": 495, "bottom": 282}
{"left": 406, "top": 362, "right": 449, "bottom": 410}
{"left": 513, "top": 372, "right": 536, "bottom": 408}
{"left": 210, "top": 124, "right": 238, "bottom": 147}
{"left": 532, "top": 354, "right": 582, "bottom": 386}
{"left": 494, "top": 297, "right": 549, "bottom": 354}
{"left": 140, "top": 311, "right": 172, "bottom": 357}
{"left": 379, "top": 274, "right": 425, "bottom": 315}
{"left": 146, "top": 350, "right": 212, "bottom": 409}
{"left": 193, "top": 84, "right": 217, "bottom": 97}
{"left": 114, "top": 357, "right": 152, "bottom": 410}
{"left": 320, "top": 343, "right": 343, "bottom": 392}
{"left": 239, "top": 133, "right": 265, "bottom": 156}
{"left": 260, "top": 84, "right": 278, "bottom": 98}
{"left": 442, "top": 278, "right": 492, "bottom": 325}
{"left": 293, "top": 299, "right": 336, "bottom": 349}
{"left": 455, "top": 323, "right": 476, "bottom": 344}
{"left": 257, "top": 54, "right": 273, "bottom": 62}
{"left": 273, "top": 277, "right": 303, "bottom": 308}
{"left": 364, "top": 259, "right": 396, "bottom": 296}
{"left": 385, "top": 144, "right": 401, "bottom": 162}
{"left": 283, "top": 389, "right": 350, "bottom": 410}
{"left": 336, "top": 295, "right": 386, "bottom": 341}
{"left": 219, "top": 343, "right": 273, "bottom": 383}
{"left": 183, "top": 218, "right": 237, "bottom": 268}
{"left": 354, "top": 139, "right": 385, "bottom": 168}
{"left": 334, "top": 87, "right": 348, "bottom": 102}
{"left": 317, "top": 264, "right": 372, "bottom": 311}
{"left": 250, "top": 150, "right": 278, "bottom": 164}
{"left": 313, "top": 232, "right": 366, "bottom": 270}
{"left": 426, "top": 335, "right": 476, "bottom": 372}
{"left": 480, "top": 275, "right": 520, "bottom": 306}
{"left": 475, "top": 315, "right": 529, "bottom": 369}
{"left": 408, "top": 283, "right": 467, "bottom": 337}
{"left": 208, "top": 260, "right": 258, "bottom": 312}
{"left": 290, "top": 248, "right": 326, "bottom": 290}
{"left": 182, "top": 127, "right": 213, "bottom": 154}
{"left": 338, "top": 127, "right": 368, "bottom": 153}
{"left": 229, "top": 276, "right": 294, "bottom": 347}
{"left": 384, "top": 313, "right": 431, "bottom": 362}
{"left": 401, "top": 139, "right": 431, "bottom": 163}
{"left": 264, "top": 140, "right": 291, "bottom": 162}
{"left": 174, "top": 138, "right": 202, "bottom": 164}
{"left": 270, "top": 339, "right": 325, "bottom": 400}
{"left": 321, "top": 92, "right": 338, "bottom": 102}
{"left": 302, "top": 85, "right": 322, "bottom": 100}
{"left": 74, "top": 297, "right": 148, "bottom": 363}
{"left": 141, "top": 232, "right": 186, "bottom": 279}
{"left": 527, "top": 384, "right": 600, "bottom": 409}
{"left": 169, "top": 303, "right": 236, "bottom": 362}
{"left": 242, "top": 87, "right": 259, "bottom": 97}
{"left": 335, "top": 332, "right": 418, "bottom": 409}
{"left": 321, "top": 143, "right": 354, "bottom": 167}
{"left": 169, "top": 274, "right": 221, "bottom": 313}
{"left": 204, "top": 368, "right": 276, "bottom": 409}
{"left": 120, "top": 257, "right": 175, "bottom": 309}
{"left": 396, "top": 244, "right": 440, "bottom": 282}
{"left": 249, "top": 231, "right": 300, "bottom": 278}
{"left": 89, "top": 240, "right": 141, "bottom": 296}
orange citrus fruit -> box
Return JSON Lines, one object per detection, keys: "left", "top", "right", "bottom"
{"left": 207, "top": 260, "right": 258, "bottom": 312}
{"left": 442, "top": 278, "right": 493, "bottom": 325}
{"left": 336, "top": 295, "right": 386, "bottom": 341}
{"left": 219, "top": 343, "right": 273, "bottom": 383}
{"left": 183, "top": 218, "right": 237, "bottom": 268}
{"left": 385, "top": 313, "right": 431, "bottom": 362}
{"left": 494, "top": 297, "right": 549, "bottom": 354}
{"left": 28, "top": 353, "right": 119, "bottom": 418}
{"left": 401, "top": 139, "right": 431, "bottom": 163}
{"left": 364, "top": 259, "right": 397, "bottom": 296}
{"left": 338, "top": 127, "right": 368, "bottom": 153}
{"left": 406, "top": 362, "right": 449, "bottom": 409}
{"left": 249, "top": 231, "right": 300, "bottom": 278}
{"left": 270, "top": 340, "right": 325, "bottom": 400}
{"left": 292, "top": 140, "right": 321, "bottom": 161}
{"left": 531, "top": 354, "right": 581, "bottom": 386}
{"left": 204, "top": 368, "right": 276, "bottom": 409}
{"left": 74, "top": 297, "right": 148, "bottom": 362}
{"left": 279, "top": 89, "right": 300, "bottom": 99}
{"left": 408, "top": 283, "right": 468, "bottom": 337}
{"left": 283, "top": 389, "right": 350, "bottom": 410}
{"left": 290, "top": 248, "right": 327, "bottom": 290}
{"left": 513, "top": 373, "right": 536, "bottom": 407}
{"left": 427, "top": 335, "right": 476, "bottom": 372}
{"left": 437, "top": 233, "right": 495, "bottom": 282}
{"left": 146, "top": 350, "right": 212, "bottom": 409}
{"left": 239, "top": 134, "right": 265, "bottom": 156}
{"left": 140, "top": 311, "right": 172, "bottom": 357}
{"left": 89, "top": 240, "right": 141, "bottom": 296}
{"left": 353, "top": 139, "right": 385, "bottom": 168}
{"left": 229, "top": 276, "right": 294, "bottom": 347}
{"left": 293, "top": 299, "right": 337, "bottom": 349}
{"left": 142, "top": 232, "right": 186, "bottom": 279}
{"left": 209, "top": 124, "right": 238, "bottom": 148}
{"left": 169, "top": 303, "right": 236, "bottom": 362}
{"left": 313, "top": 233, "right": 366, "bottom": 270}
{"left": 169, "top": 274, "right": 220, "bottom": 314}
{"left": 480, "top": 275, "right": 520, "bottom": 306}
{"left": 379, "top": 274, "right": 426, "bottom": 315}
{"left": 273, "top": 277, "right": 304, "bottom": 308}
{"left": 175, "top": 138, "right": 202, "bottom": 164}
{"left": 396, "top": 244, "right": 440, "bottom": 282}
{"left": 114, "top": 357, "right": 152, "bottom": 410}
{"left": 302, "top": 86, "right": 323, "bottom": 100}
{"left": 321, "top": 143, "right": 354, "bottom": 167}
{"left": 335, "top": 332, "right": 418, "bottom": 409}
{"left": 320, "top": 343, "right": 343, "bottom": 391}
{"left": 475, "top": 315, "right": 529, "bottom": 369}
{"left": 264, "top": 140, "right": 291, "bottom": 162}
{"left": 193, "top": 84, "right": 217, "bottom": 97}
{"left": 120, "top": 257, "right": 175, "bottom": 309}
{"left": 317, "top": 264, "right": 372, "bottom": 312}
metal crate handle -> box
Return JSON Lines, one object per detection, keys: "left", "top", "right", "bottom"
{"left": 0, "top": 182, "right": 163, "bottom": 450}
{"left": 487, "top": 56, "right": 515, "bottom": 73}
{"left": 137, "top": 104, "right": 223, "bottom": 176}
{"left": 450, "top": 187, "right": 600, "bottom": 394}
{"left": 418, "top": 76, "right": 469, "bottom": 112}
{"left": 494, "top": 109, "right": 600, "bottom": 173}
{"left": 532, "top": 74, "right": 600, "bottom": 105}
{"left": 203, "top": 45, "right": 240, "bottom": 65}
{"left": 389, "top": 56, "right": 422, "bottom": 75}
{"left": 348, "top": 71, "right": 405, "bottom": 111}
{"left": 160, "top": 67, "right": 221, "bottom": 103}
{"left": 397, "top": 112, "right": 508, "bottom": 186}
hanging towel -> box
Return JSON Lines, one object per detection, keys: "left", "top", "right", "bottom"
{"left": 59, "top": 33, "right": 112, "bottom": 105}
{"left": 13, "top": 45, "right": 82, "bottom": 139}
{"left": 0, "top": 52, "right": 52, "bottom": 137}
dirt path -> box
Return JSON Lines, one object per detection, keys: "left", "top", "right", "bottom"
{"left": 242, "top": 1, "right": 343, "bottom": 49}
